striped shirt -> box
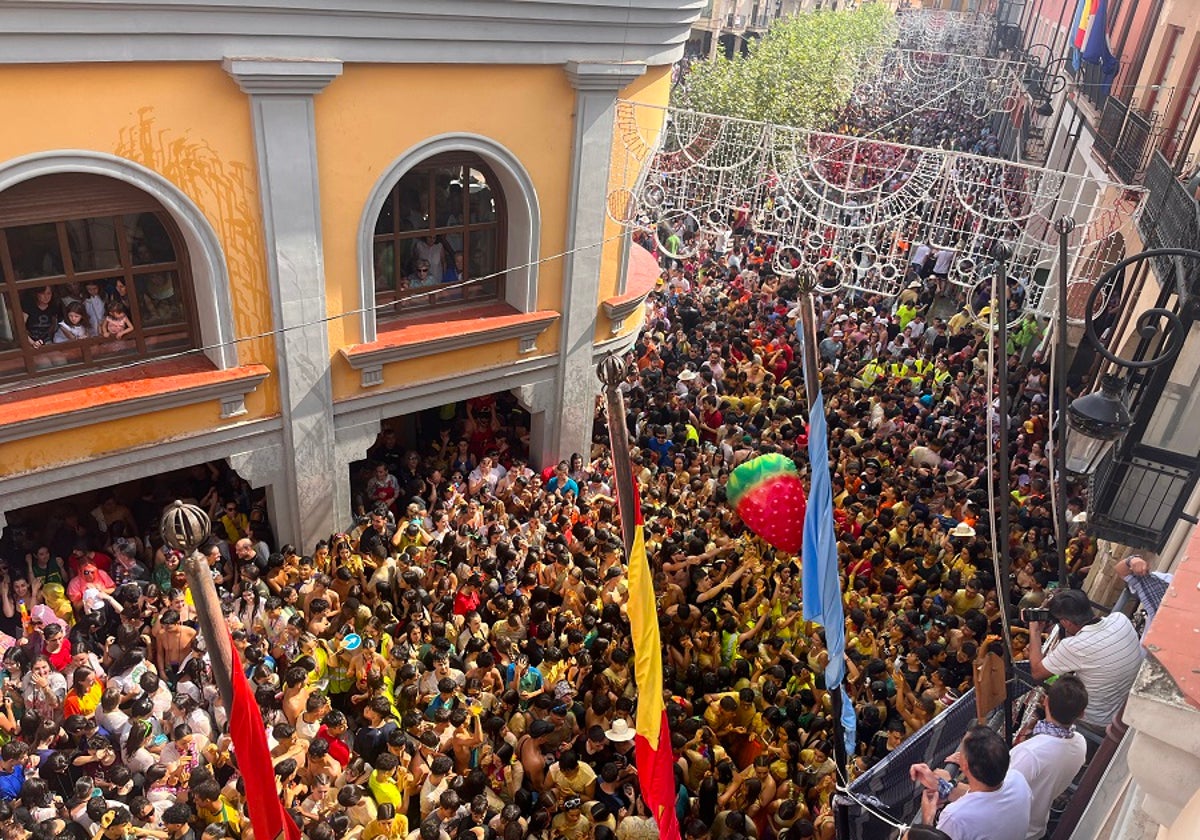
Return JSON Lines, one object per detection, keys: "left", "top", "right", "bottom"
{"left": 1042, "top": 613, "right": 1144, "bottom": 727}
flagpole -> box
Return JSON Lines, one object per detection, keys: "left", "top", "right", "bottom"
{"left": 599, "top": 354, "right": 640, "bottom": 554}
{"left": 793, "top": 278, "right": 852, "bottom": 786}
{"left": 161, "top": 501, "right": 235, "bottom": 712}
{"left": 598, "top": 353, "right": 683, "bottom": 840}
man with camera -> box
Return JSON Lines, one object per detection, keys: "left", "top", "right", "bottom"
{"left": 1025, "top": 589, "right": 1143, "bottom": 730}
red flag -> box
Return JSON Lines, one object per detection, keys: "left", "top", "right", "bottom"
{"left": 228, "top": 642, "right": 300, "bottom": 840}
{"left": 626, "top": 495, "right": 682, "bottom": 840}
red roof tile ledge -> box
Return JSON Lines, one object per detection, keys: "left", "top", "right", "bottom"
{"left": 1141, "top": 527, "right": 1200, "bottom": 711}
{"left": 0, "top": 357, "right": 271, "bottom": 445}
{"left": 340, "top": 305, "right": 559, "bottom": 387}
{"left": 602, "top": 244, "right": 661, "bottom": 335}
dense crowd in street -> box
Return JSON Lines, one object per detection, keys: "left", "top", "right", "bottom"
{"left": 0, "top": 48, "right": 1162, "bottom": 840}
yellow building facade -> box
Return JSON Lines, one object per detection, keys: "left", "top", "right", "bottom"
{"left": 0, "top": 1, "right": 701, "bottom": 547}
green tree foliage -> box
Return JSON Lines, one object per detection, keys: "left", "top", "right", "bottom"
{"left": 674, "top": 3, "right": 895, "bottom": 129}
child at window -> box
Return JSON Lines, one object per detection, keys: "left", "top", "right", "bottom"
{"left": 53, "top": 301, "right": 89, "bottom": 343}
{"left": 100, "top": 300, "right": 134, "bottom": 340}
{"left": 83, "top": 282, "right": 107, "bottom": 336}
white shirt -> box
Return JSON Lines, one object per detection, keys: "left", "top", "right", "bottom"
{"left": 938, "top": 769, "right": 1032, "bottom": 840}
{"left": 1009, "top": 730, "right": 1087, "bottom": 840}
{"left": 933, "top": 248, "right": 956, "bottom": 275}
{"left": 95, "top": 707, "right": 131, "bottom": 743}
{"left": 910, "top": 243, "right": 933, "bottom": 267}
{"left": 1042, "top": 613, "right": 1144, "bottom": 727}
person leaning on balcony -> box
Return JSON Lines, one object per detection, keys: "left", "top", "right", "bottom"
{"left": 1026, "top": 589, "right": 1144, "bottom": 731}
{"left": 1112, "top": 554, "right": 1173, "bottom": 633}
{"left": 1008, "top": 675, "right": 1089, "bottom": 840}
{"left": 909, "top": 725, "right": 1032, "bottom": 840}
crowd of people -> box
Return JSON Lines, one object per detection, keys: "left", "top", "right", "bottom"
{"left": 0, "top": 41, "right": 1160, "bottom": 840}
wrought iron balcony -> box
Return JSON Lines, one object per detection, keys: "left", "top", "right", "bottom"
{"left": 1087, "top": 446, "right": 1195, "bottom": 552}
{"left": 1139, "top": 151, "right": 1200, "bottom": 258}
{"left": 1093, "top": 96, "right": 1163, "bottom": 183}
{"left": 1077, "top": 59, "right": 1111, "bottom": 110}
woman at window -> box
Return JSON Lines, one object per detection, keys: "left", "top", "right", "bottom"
{"left": 414, "top": 235, "right": 445, "bottom": 285}
{"left": 83, "top": 282, "right": 106, "bottom": 336}
{"left": 406, "top": 258, "right": 436, "bottom": 292}
{"left": 22, "top": 285, "right": 58, "bottom": 348}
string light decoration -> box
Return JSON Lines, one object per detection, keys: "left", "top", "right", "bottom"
{"left": 847, "top": 49, "right": 1026, "bottom": 123}
{"left": 608, "top": 100, "right": 1144, "bottom": 327}
{"left": 894, "top": 8, "right": 998, "bottom": 55}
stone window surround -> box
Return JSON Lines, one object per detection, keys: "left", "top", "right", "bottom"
{"left": 0, "top": 151, "right": 238, "bottom": 371}
{"left": 356, "top": 133, "right": 541, "bottom": 345}
{"left": 0, "top": 151, "right": 269, "bottom": 431}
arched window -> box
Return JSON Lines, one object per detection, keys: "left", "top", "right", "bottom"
{"left": 372, "top": 152, "right": 506, "bottom": 320}
{"left": 0, "top": 173, "right": 198, "bottom": 383}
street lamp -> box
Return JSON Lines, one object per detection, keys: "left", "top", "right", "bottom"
{"left": 1064, "top": 373, "right": 1132, "bottom": 475}
{"left": 1053, "top": 234, "right": 1200, "bottom": 554}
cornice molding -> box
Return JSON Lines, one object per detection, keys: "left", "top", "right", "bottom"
{"left": 223, "top": 58, "right": 343, "bottom": 95}
{"left": 0, "top": 364, "right": 270, "bottom": 445}
{"left": 565, "top": 61, "right": 648, "bottom": 92}
{"left": 0, "top": 1, "right": 704, "bottom": 66}
{"left": 340, "top": 310, "right": 559, "bottom": 387}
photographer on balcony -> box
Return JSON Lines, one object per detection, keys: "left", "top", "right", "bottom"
{"left": 1025, "top": 589, "right": 1144, "bottom": 732}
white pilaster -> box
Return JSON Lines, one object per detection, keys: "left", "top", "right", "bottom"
{"left": 225, "top": 57, "right": 343, "bottom": 551}
{"left": 513, "top": 379, "right": 557, "bottom": 470}
{"left": 550, "top": 60, "right": 646, "bottom": 463}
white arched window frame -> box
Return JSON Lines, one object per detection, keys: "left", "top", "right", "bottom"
{"left": 357, "top": 133, "right": 541, "bottom": 344}
{"left": 0, "top": 151, "right": 238, "bottom": 371}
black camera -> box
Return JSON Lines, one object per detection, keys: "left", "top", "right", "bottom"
{"left": 1021, "top": 607, "right": 1052, "bottom": 624}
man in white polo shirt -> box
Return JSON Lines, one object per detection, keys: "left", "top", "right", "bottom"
{"left": 1027, "top": 589, "right": 1144, "bottom": 729}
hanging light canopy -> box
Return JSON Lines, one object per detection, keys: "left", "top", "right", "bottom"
{"left": 1065, "top": 374, "right": 1133, "bottom": 475}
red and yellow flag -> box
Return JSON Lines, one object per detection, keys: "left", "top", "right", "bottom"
{"left": 229, "top": 642, "right": 300, "bottom": 840}
{"left": 1074, "top": 0, "right": 1099, "bottom": 49}
{"left": 627, "top": 495, "right": 681, "bottom": 840}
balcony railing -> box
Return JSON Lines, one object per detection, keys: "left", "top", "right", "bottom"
{"left": 1092, "top": 95, "right": 1162, "bottom": 183}
{"left": 1139, "top": 151, "right": 1200, "bottom": 257}
{"left": 1078, "top": 59, "right": 1111, "bottom": 110}
{"left": 835, "top": 666, "right": 1040, "bottom": 839}
{"left": 1087, "top": 447, "right": 1196, "bottom": 553}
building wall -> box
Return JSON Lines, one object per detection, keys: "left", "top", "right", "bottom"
{"left": 315, "top": 64, "right": 576, "bottom": 398}
{"left": 0, "top": 62, "right": 278, "bottom": 473}
{"left": 0, "top": 1, "right": 700, "bottom": 546}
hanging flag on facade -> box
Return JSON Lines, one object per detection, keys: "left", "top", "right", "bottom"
{"left": 1071, "top": 0, "right": 1119, "bottom": 87}
{"left": 229, "top": 642, "right": 301, "bottom": 840}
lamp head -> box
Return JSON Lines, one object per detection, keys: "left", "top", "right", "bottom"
{"left": 1065, "top": 374, "right": 1132, "bottom": 475}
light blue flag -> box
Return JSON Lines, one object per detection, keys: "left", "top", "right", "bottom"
{"left": 801, "top": 388, "right": 855, "bottom": 755}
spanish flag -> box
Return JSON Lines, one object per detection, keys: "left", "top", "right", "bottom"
{"left": 627, "top": 493, "right": 682, "bottom": 840}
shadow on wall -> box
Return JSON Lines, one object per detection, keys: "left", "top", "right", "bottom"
{"left": 114, "top": 106, "right": 278, "bottom": 406}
